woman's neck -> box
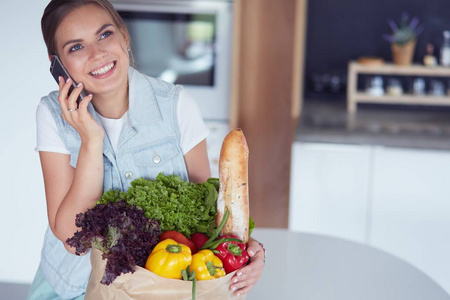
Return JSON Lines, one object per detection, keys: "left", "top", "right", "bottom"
{"left": 91, "top": 84, "right": 129, "bottom": 119}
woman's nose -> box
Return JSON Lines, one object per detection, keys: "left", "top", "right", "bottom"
{"left": 89, "top": 46, "right": 107, "bottom": 61}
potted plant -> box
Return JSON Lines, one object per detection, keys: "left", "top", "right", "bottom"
{"left": 383, "top": 13, "right": 423, "bottom": 66}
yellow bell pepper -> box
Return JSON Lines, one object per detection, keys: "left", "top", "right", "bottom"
{"left": 145, "top": 238, "right": 192, "bottom": 279}
{"left": 191, "top": 249, "right": 226, "bottom": 280}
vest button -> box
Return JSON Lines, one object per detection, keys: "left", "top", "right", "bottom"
{"left": 153, "top": 155, "right": 161, "bottom": 164}
{"left": 125, "top": 171, "right": 133, "bottom": 179}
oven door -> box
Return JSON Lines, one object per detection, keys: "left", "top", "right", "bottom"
{"left": 111, "top": 0, "right": 233, "bottom": 121}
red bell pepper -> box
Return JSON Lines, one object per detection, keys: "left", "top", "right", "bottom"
{"left": 214, "top": 235, "right": 250, "bottom": 274}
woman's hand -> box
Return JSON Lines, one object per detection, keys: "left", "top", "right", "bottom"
{"left": 58, "top": 77, "right": 104, "bottom": 143}
{"left": 229, "top": 239, "right": 265, "bottom": 296}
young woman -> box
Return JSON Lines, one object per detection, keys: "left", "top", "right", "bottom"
{"left": 28, "top": 0, "right": 264, "bottom": 299}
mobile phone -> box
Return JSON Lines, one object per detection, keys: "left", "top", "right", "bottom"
{"left": 50, "top": 55, "right": 86, "bottom": 107}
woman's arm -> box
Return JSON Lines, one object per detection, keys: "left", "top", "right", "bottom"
{"left": 184, "top": 139, "right": 211, "bottom": 183}
{"left": 40, "top": 140, "right": 104, "bottom": 254}
{"left": 40, "top": 78, "right": 105, "bottom": 254}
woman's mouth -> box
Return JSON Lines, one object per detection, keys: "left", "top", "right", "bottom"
{"left": 89, "top": 61, "right": 116, "bottom": 77}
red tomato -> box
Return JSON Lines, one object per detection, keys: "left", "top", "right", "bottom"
{"left": 190, "top": 232, "right": 210, "bottom": 250}
{"left": 159, "top": 231, "right": 197, "bottom": 254}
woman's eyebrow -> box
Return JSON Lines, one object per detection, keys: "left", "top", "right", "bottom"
{"left": 96, "top": 23, "right": 113, "bottom": 35}
{"left": 62, "top": 38, "right": 83, "bottom": 50}
{"left": 62, "top": 24, "right": 114, "bottom": 50}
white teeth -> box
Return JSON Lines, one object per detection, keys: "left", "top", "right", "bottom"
{"left": 90, "top": 62, "right": 114, "bottom": 76}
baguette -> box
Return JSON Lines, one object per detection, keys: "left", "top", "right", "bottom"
{"left": 216, "top": 128, "right": 249, "bottom": 243}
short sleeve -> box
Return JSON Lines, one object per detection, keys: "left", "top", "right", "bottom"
{"left": 177, "top": 89, "right": 209, "bottom": 155}
{"left": 35, "top": 101, "right": 70, "bottom": 154}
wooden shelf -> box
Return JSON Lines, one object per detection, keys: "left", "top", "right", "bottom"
{"left": 347, "top": 61, "right": 450, "bottom": 113}
{"left": 351, "top": 63, "right": 450, "bottom": 77}
{"left": 354, "top": 93, "right": 450, "bottom": 106}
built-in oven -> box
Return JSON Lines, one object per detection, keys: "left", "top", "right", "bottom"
{"left": 110, "top": 0, "right": 233, "bottom": 121}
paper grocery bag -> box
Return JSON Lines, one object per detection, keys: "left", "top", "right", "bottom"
{"left": 85, "top": 249, "right": 246, "bottom": 300}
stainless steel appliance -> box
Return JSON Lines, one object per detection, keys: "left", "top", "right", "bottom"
{"left": 111, "top": 0, "right": 233, "bottom": 121}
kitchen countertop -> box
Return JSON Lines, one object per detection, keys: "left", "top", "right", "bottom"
{"left": 248, "top": 229, "right": 449, "bottom": 300}
{"left": 296, "top": 96, "right": 450, "bottom": 150}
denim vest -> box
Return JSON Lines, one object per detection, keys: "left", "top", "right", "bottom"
{"left": 39, "top": 67, "right": 188, "bottom": 298}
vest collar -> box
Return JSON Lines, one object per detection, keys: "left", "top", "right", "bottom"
{"left": 127, "top": 67, "right": 162, "bottom": 126}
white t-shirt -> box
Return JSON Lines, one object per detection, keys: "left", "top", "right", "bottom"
{"left": 35, "top": 89, "right": 208, "bottom": 155}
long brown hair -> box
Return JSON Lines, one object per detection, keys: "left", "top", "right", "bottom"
{"left": 41, "top": 0, "right": 131, "bottom": 57}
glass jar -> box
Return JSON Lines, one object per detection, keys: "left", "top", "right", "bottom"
{"left": 429, "top": 80, "right": 445, "bottom": 96}
{"left": 412, "top": 78, "right": 426, "bottom": 95}
{"left": 387, "top": 78, "right": 403, "bottom": 96}
{"left": 365, "top": 76, "right": 384, "bottom": 96}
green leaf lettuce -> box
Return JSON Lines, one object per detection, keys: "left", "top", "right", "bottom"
{"left": 96, "top": 173, "right": 219, "bottom": 237}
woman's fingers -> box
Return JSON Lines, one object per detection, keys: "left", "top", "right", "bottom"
{"left": 66, "top": 79, "right": 83, "bottom": 111}
{"left": 78, "top": 93, "right": 93, "bottom": 111}
{"left": 58, "top": 77, "right": 94, "bottom": 125}
{"left": 58, "top": 77, "right": 84, "bottom": 111}
{"left": 229, "top": 243, "right": 265, "bottom": 296}
{"left": 230, "top": 271, "right": 258, "bottom": 296}
{"left": 57, "top": 76, "right": 71, "bottom": 112}
{"left": 232, "top": 281, "right": 256, "bottom": 296}
{"left": 59, "top": 77, "right": 90, "bottom": 118}
{"left": 247, "top": 240, "right": 264, "bottom": 258}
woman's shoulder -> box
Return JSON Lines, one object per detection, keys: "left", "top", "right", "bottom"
{"left": 40, "top": 90, "right": 61, "bottom": 113}
{"left": 130, "top": 67, "right": 181, "bottom": 98}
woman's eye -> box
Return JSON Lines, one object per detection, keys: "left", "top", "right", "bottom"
{"left": 100, "top": 31, "right": 112, "bottom": 40}
{"left": 69, "top": 44, "right": 83, "bottom": 52}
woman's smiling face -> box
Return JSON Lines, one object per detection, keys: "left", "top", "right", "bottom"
{"left": 54, "top": 3, "right": 129, "bottom": 96}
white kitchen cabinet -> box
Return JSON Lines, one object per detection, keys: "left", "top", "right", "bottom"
{"left": 289, "top": 143, "right": 372, "bottom": 244}
{"left": 370, "top": 146, "right": 450, "bottom": 294}
{"left": 290, "top": 142, "right": 450, "bottom": 294}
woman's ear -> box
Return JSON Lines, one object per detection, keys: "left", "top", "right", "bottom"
{"left": 49, "top": 54, "right": 54, "bottom": 62}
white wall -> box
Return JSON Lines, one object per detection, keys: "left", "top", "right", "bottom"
{"left": 0, "top": 0, "right": 54, "bottom": 284}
